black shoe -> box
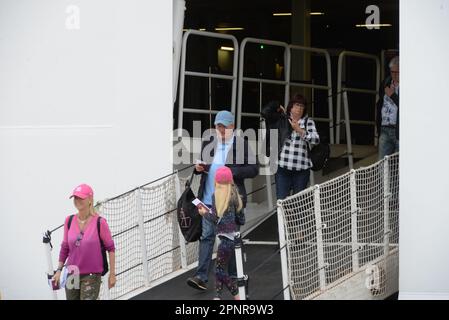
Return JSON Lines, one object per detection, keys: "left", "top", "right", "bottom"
{"left": 187, "top": 276, "right": 207, "bottom": 291}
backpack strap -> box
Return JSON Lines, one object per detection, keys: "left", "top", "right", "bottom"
{"left": 185, "top": 169, "right": 195, "bottom": 188}
{"left": 97, "top": 216, "right": 105, "bottom": 246}
{"left": 67, "top": 214, "right": 75, "bottom": 230}
{"left": 97, "top": 216, "right": 109, "bottom": 276}
{"left": 68, "top": 214, "right": 103, "bottom": 246}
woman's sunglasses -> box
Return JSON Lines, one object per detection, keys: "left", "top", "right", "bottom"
{"left": 75, "top": 232, "right": 84, "bottom": 247}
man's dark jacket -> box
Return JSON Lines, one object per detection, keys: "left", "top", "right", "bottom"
{"left": 376, "top": 76, "right": 400, "bottom": 140}
{"left": 196, "top": 134, "right": 259, "bottom": 208}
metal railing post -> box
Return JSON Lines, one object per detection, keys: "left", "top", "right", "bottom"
{"left": 259, "top": 119, "right": 274, "bottom": 210}
{"left": 342, "top": 91, "right": 354, "bottom": 170}
{"left": 265, "top": 177, "right": 274, "bottom": 210}
{"left": 43, "top": 231, "right": 58, "bottom": 300}
{"left": 336, "top": 53, "right": 344, "bottom": 144}
{"left": 234, "top": 232, "right": 247, "bottom": 300}
{"left": 284, "top": 45, "right": 291, "bottom": 107}
{"left": 174, "top": 174, "right": 188, "bottom": 269}
{"left": 309, "top": 170, "right": 315, "bottom": 186}
{"left": 277, "top": 202, "right": 291, "bottom": 300}
{"left": 349, "top": 170, "right": 360, "bottom": 272}
{"left": 313, "top": 185, "right": 327, "bottom": 291}
{"left": 383, "top": 157, "right": 391, "bottom": 257}
{"left": 136, "top": 188, "right": 150, "bottom": 287}
{"left": 173, "top": 0, "right": 186, "bottom": 103}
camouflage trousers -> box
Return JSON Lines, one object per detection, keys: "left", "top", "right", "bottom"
{"left": 65, "top": 273, "right": 102, "bottom": 300}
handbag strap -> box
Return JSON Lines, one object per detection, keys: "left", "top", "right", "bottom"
{"left": 303, "top": 116, "right": 311, "bottom": 153}
{"left": 185, "top": 168, "right": 195, "bottom": 188}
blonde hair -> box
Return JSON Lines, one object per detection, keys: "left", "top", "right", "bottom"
{"left": 88, "top": 196, "right": 96, "bottom": 216}
{"left": 214, "top": 182, "right": 243, "bottom": 218}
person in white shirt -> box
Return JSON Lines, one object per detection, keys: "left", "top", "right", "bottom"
{"left": 377, "top": 56, "right": 400, "bottom": 159}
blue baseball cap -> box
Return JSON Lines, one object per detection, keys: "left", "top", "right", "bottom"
{"left": 214, "top": 110, "right": 235, "bottom": 127}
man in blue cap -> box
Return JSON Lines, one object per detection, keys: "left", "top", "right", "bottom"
{"left": 186, "top": 110, "right": 259, "bottom": 292}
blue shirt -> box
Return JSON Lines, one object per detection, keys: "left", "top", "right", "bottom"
{"left": 202, "top": 135, "right": 234, "bottom": 205}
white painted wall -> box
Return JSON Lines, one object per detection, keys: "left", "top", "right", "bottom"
{"left": 399, "top": 0, "right": 449, "bottom": 299}
{"left": 0, "top": 0, "right": 172, "bottom": 299}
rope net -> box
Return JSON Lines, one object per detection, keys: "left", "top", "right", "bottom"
{"left": 45, "top": 153, "right": 398, "bottom": 300}
{"left": 140, "top": 176, "right": 179, "bottom": 282}
{"left": 278, "top": 153, "right": 399, "bottom": 300}
{"left": 96, "top": 175, "right": 180, "bottom": 299}
{"left": 98, "top": 191, "right": 144, "bottom": 300}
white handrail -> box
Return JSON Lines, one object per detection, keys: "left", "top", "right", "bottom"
{"left": 237, "top": 37, "right": 290, "bottom": 129}
{"left": 288, "top": 45, "right": 335, "bottom": 144}
{"left": 173, "top": 0, "right": 186, "bottom": 103}
{"left": 336, "top": 51, "right": 380, "bottom": 145}
{"left": 343, "top": 91, "right": 354, "bottom": 169}
{"left": 178, "top": 30, "right": 239, "bottom": 132}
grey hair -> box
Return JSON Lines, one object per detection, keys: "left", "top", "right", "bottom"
{"left": 389, "top": 56, "right": 399, "bottom": 69}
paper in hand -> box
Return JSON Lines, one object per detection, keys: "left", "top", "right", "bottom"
{"left": 192, "top": 198, "right": 211, "bottom": 212}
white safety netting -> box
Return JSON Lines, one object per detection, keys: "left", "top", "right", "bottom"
{"left": 97, "top": 174, "right": 187, "bottom": 300}
{"left": 98, "top": 191, "right": 144, "bottom": 300}
{"left": 278, "top": 153, "right": 399, "bottom": 300}
{"left": 140, "top": 176, "right": 180, "bottom": 282}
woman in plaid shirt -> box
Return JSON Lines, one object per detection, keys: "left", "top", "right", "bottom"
{"left": 262, "top": 94, "right": 320, "bottom": 200}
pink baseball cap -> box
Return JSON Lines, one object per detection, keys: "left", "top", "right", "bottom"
{"left": 70, "top": 183, "right": 94, "bottom": 199}
{"left": 215, "top": 166, "right": 233, "bottom": 184}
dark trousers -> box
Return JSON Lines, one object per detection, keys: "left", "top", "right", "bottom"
{"left": 195, "top": 207, "right": 240, "bottom": 283}
{"left": 215, "top": 236, "right": 239, "bottom": 298}
{"left": 275, "top": 166, "right": 310, "bottom": 200}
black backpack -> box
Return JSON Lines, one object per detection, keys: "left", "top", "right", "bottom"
{"left": 67, "top": 215, "right": 109, "bottom": 276}
{"left": 304, "top": 117, "right": 330, "bottom": 172}
{"left": 177, "top": 170, "right": 202, "bottom": 242}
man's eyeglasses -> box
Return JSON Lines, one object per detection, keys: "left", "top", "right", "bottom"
{"left": 75, "top": 232, "right": 84, "bottom": 247}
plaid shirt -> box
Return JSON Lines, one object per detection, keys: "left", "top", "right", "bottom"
{"left": 278, "top": 117, "right": 320, "bottom": 171}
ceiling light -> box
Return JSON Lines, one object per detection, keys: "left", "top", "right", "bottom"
{"left": 310, "top": 12, "right": 325, "bottom": 16}
{"left": 355, "top": 24, "right": 392, "bottom": 28}
{"left": 215, "top": 27, "right": 244, "bottom": 31}
{"left": 199, "top": 28, "right": 206, "bottom": 31}
{"left": 273, "top": 13, "right": 291, "bottom": 16}
{"left": 220, "top": 46, "right": 234, "bottom": 51}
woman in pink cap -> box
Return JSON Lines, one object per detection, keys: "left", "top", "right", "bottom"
{"left": 197, "top": 166, "right": 243, "bottom": 300}
{"left": 52, "top": 183, "right": 116, "bottom": 300}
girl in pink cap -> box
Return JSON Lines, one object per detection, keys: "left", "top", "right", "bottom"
{"left": 52, "top": 183, "right": 116, "bottom": 300}
{"left": 197, "top": 166, "right": 243, "bottom": 300}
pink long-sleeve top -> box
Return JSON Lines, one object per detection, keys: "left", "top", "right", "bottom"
{"left": 59, "top": 214, "right": 115, "bottom": 275}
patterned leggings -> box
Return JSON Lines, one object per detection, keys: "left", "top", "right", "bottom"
{"left": 65, "top": 273, "right": 102, "bottom": 300}
{"left": 215, "top": 236, "right": 238, "bottom": 299}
